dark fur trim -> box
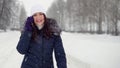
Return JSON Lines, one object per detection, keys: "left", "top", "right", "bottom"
{"left": 47, "top": 18, "right": 62, "bottom": 35}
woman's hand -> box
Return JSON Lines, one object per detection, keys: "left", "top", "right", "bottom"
{"left": 24, "top": 16, "right": 34, "bottom": 31}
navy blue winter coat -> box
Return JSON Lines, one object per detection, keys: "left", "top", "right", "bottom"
{"left": 16, "top": 19, "right": 67, "bottom": 68}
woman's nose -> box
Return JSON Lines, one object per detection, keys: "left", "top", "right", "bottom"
{"left": 36, "top": 16, "right": 42, "bottom": 19}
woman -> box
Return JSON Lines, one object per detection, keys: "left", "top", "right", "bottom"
{"left": 16, "top": 5, "right": 67, "bottom": 68}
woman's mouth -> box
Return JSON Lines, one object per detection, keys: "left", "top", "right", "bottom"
{"left": 36, "top": 20, "right": 43, "bottom": 23}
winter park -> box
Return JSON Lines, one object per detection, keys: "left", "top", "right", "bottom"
{"left": 0, "top": 0, "right": 120, "bottom": 68}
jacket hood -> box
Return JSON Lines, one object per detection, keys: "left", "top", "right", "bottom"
{"left": 22, "top": 18, "right": 62, "bottom": 36}
{"left": 46, "top": 18, "right": 62, "bottom": 35}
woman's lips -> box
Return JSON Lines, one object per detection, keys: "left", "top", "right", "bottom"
{"left": 36, "top": 20, "right": 43, "bottom": 23}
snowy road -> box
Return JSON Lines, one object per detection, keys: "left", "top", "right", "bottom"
{"left": 0, "top": 31, "right": 120, "bottom": 68}
{"left": 0, "top": 31, "right": 90, "bottom": 68}
{"left": 0, "top": 31, "right": 23, "bottom": 68}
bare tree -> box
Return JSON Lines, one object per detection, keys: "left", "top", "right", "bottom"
{"left": 0, "top": 0, "right": 27, "bottom": 31}
{"left": 19, "top": 4, "right": 27, "bottom": 31}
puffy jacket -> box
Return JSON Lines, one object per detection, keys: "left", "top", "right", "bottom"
{"left": 16, "top": 18, "right": 67, "bottom": 68}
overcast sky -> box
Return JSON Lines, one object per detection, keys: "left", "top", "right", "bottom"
{"left": 19, "top": 0, "right": 54, "bottom": 16}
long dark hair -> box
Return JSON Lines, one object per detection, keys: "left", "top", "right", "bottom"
{"left": 31, "top": 14, "right": 53, "bottom": 40}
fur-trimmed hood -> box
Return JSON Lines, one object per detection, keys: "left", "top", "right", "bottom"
{"left": 46, "top": 18, "right": 62, "bottom": 35}
{"left": 22, "top": 17, "right": 62, "bottom": 36}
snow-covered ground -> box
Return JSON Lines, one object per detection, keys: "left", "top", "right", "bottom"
{"left": 0, "top": 31, "right": 23, "bottom": 68}
{"left": 0, "top": 31, "right": 120, "bottom": 68}
{"left": 62, "top": 32, "right": 120, "bottom": 68}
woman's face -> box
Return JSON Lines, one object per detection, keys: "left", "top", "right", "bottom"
{"left": 33, "top": 12, "right": 45, "bottom": 26}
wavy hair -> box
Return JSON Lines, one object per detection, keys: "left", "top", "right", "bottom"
{"left": 31, "top": 14, "right": 53, "bottom": 40}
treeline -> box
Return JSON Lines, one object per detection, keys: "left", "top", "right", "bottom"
{"left": 47, "top": 0, "right": 120, "bottom": 35}
{"left": 0, "top": 0, "right": 27, "bottom": 31}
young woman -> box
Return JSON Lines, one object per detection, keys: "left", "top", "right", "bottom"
{"left": 16, "top": 5, "right": 67, "bottom": 68}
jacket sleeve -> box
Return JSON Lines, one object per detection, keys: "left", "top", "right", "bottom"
{"left": 54, "top": 35, "right": 67, "bottom": 68}
{"left": 16, "top": 30, "right": 32, "bottom": 54}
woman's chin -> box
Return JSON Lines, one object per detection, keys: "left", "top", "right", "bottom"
{"left": 36, "top": 23, "right": 43, "bottom": 26}
{"left": 36, "top": 22, "right": 41, "bottom": 24}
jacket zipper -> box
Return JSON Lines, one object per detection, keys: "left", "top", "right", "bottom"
{"left": 41, "top": 35, "right": 44, "bottom": 68}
